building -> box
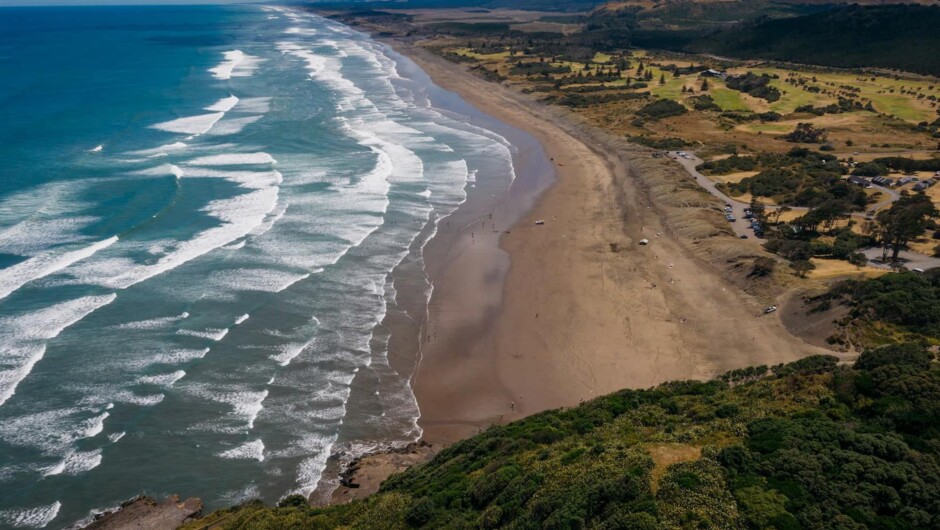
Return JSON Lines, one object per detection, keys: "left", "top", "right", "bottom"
{"left": 848, "top": 175, "right": 872, "bottom": 188}
{"left": 701, "top": 69, "right": 727, "bottom": 79}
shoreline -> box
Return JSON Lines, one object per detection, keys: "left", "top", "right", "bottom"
{"left": 382, "top": 40, "right": 836, "bottom": 446}
{"left": 316, "top": 41, "right": 557, "bottom": 504}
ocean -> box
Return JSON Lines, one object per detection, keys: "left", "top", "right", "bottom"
{"left": 0, "top": 5, "right": 519, "bottom": 528}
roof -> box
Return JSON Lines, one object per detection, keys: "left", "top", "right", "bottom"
{"left": 848, "top": 175, "right": 870, "bottom": 185}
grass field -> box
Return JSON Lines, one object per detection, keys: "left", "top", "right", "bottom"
{"left": 707, "top": 170, "right": 759, "bottom": 184}
{"left": 444, "top": 43, "right": 938, "bottom": 158}
{"left": 709, "top": 88, "right": 749, "bottom": 111}
{"left": 807, "top": 258, "right": 889, "bottom": 280}
{"left": 744, "top": 67, "right": 938, "bottom": 123}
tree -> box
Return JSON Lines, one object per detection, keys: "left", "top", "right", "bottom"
{"left": 659, "top": 73, "right": 666, "bottom": 85}
{"left": 773, "top": 205, "right": 792, "bottom": 224}
{"left": 791, "top": 259, "right": 815, "bottom": 277}
{"left": 875, "top": 193, "right": 939, "bottom": 261}
{"left": 848, "top": 252, "right": 869, "bottom": 268}
{"left": 784, "top": 122, "right": 828, "bottom": 143}
{"left": 749, "top": 197, "right": 767, "bottom": 225}
{"left": 750, "top": 257, "right": 777, "bottom": 277}
{"left": 701, "top": 78, "right": 710, "bottom": 91}
{"left": 796, "top": 200, "right": 851, "bottom": 232}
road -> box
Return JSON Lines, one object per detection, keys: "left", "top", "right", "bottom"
{"left": 668, "top": 151, "right": 938, "bottom": 270}
{"left": 862, "top": 247, "right": 940, "bottom": 271}
{"left": 669, "top": 153, "right": 760, "bottom": 239}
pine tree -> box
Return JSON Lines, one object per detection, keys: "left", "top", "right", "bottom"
{"left": 701, "top": 78, "right": 710, "bottom": 91}
{"left": 660, "top": 73, "right": 666, "bottom": 85}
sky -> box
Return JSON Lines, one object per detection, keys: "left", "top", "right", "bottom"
{"left": 0, "top": 0, "right": 266, "bottom": 5}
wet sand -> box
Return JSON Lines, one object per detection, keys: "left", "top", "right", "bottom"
{"left": 388, "top": 42, "right": 831, "bottom": 447}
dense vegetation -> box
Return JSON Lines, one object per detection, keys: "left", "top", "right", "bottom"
{"left": 635, "top": 99, "right": 687, "bottom": 121}
{"left": 688, "top": 5, "right": 940, "bottom": 76}
{"left": 714, "top": 149, "right": 865, "bottom": 210}
{"left": 724, "top": 73, "right": 781, "bottom": 103}
{"left": 818, "top": 270, "right": 940, "bottom": 341}
{"left": 184, "top": 347, "right": 940, "bottom": 529}
{"left": 874, "top": 157, "right": 940, "bottom": 174}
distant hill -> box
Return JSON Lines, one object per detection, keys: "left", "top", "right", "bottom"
{"left": 184, "top": 347, "right": 940, "bottom": 529}
{"left": 688, "top": 4, "right": 940, "bottom": 76}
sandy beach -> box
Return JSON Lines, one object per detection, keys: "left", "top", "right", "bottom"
{"left": 384, "top": 43, "right": 833, "bottom": 447}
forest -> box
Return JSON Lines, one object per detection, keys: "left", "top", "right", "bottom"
{"left": 183, "top": 344, "right": 940, "bottom": 529}
{"left": 687, "top": 5, "right": 940, "bottom": 76}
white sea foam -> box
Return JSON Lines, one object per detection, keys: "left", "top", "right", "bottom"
{"left": 181, "top": 168, "right": 282, "bottom": 189}
{"left": 276, "top": 42, "right": 326, "bottom": 76}
{"left": 249, "top": 200, "right": 287, "bottom": 237}
{"left": 205, "top": 95, "right": 240, "bottom": 112}
{"left": 108, "top": 432, "right": 125, "bottom": 444}
{"left": 0, "top": 295, "right": 116, "bottom": 407}
{"left": 222, "top": 241, "right": 246, "bottom": 251}
{"left": 207, "top": 115, "right": 263, "bottom": 135}
{"left": 147, "top": 348, "right": 209, "bottom": 366}
{"left": 150, "top": 112, "right": 224, "bottom": 135}
{"left": 189, "top": 387, "right": 268, "bottom": 430}
{"left": 218, "top": 439, "right": 265, "bottom": 462}
{"left": 269, "top": 341, "right": 310, "bottom": 366}
{"left": 129, "top": 142, "right": 188, "bottom": 157}
{"left": 43, "top": 448, "right": 102, "bottom": 477}
{"left": 233, "top": 97, "right": 271, "bottom": 113}
{"left": 177, "top": 328, "right": 229, "bottom": 341}
{"left": 136, "top": 164, "right": 183, "bottom": 179}
{"left": 187, "top": 152, "right": 276, "bottom": 166}
{"left": 209, "top": 50, "right": 262, "bottom": 80}
{"left": 115, "top": 312, "right": 189, "bottom": 330}
{"left": 80, "top": 411, "right": 110, "bottom": 440}
{"left": 0, "top": 501, "right": 61, "bottom": 528}
{"left": 209, "top": 268, "right": 309, "bottom": 295}
{"left": 89, "top": 145, "right": 103, "bottom": 153}
{"left": 138, "top": 370, "right": 186, "bottom": 387}
{"left": 0, "top": 215, "right": 99, "bottom": 256}
{"left": 67, "top": 186, "right": 279, "bottom": 290}
{"left": 294, "top": 436, "right": 335, "bottom": 495}
{"left": 0, "top": 237, "right": 118, "bottom": 302}
{"left": 234, "top": 314, "right": 250, "bottom": 325}
{"left": 113, "top": 391, "right": 165, "bottom": 407}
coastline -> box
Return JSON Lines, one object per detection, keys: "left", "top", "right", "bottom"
{"left": 315, "top": 42, "right": 556, "bottom": 504}
{"left": 380, "top": 40, "right": 836, "bottom": 447}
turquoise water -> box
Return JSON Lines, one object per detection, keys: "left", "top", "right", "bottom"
{"left": 0, "top": 5, "right": 518, "bottom": 528}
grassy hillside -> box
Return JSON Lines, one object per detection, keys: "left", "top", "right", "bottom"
{"left": 184, "top": 346, "right": 940, "bottom": 529}
{"left": 689, "top": 5, "right": 940, "bottom": 76}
